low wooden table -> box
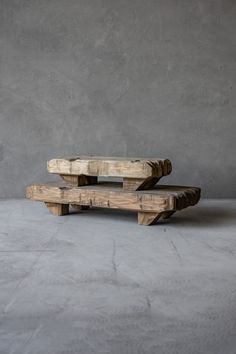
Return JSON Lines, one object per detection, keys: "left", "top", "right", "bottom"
{"left": 26, "top": 156, "right": 201, "bottom": 225}
{"left": 47, "top": 156, "right": 172, "bottom": 190}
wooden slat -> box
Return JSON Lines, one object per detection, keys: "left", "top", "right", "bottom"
{"left": 26, "top": 182, "right": 200, "bottom": 214}
{"left": 47, "top": 156, "right": 172, "bottom": 179}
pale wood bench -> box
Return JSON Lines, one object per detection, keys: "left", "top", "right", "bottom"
{"left": 47, "top": 156, "right": 172, "bottom": 191}
{"left": 26, "top": 182, "right": 200, "bottom": 226}
{"left": 26, "top": 156, "right": 200, "bottom": 225}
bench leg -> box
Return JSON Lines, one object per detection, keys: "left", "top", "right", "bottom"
{"left": 60, "top": 175, "right": 97, "bottom": 186}
{"left": 123, "top": 177, "right": 160, "bottom": 191}
{"left": 138, "top": 211, "right": 163, "bottom": 225}
{"left": 45, "top": 203, "right": 69, "bottom": 216}
{"left": 162, "top": 211, "right": 175, "bottom": 219}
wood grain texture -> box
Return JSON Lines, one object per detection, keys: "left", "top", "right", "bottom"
{"left": 60, "top": 174, "right": 97, "bottom": 186}
{"left": 123, "top": 177, "right": 160, "bottom": 190}
{"left": 26, "top": 182, "right": 201, "bottom": 224}
{"left": 47, "top": 156, "right": 172, "bottom": 179}
{"left": 138, "top": 212, "right": 163, "bottom": 225}
{"left": 45, "top": 202, "right": 69, "bottom": 216}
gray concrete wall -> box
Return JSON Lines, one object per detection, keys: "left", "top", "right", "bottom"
{"left": 0, "top": 0, "right": 235, "bottom": 198}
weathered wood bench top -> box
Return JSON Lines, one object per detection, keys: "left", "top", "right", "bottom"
{"left": 47, "top": 156, "right": 172, "bottom": 178}
{"left": 26, "top": 182, "right": 200, "bottom": 225}
{"left": 27, "top": 156, "right": 200, "bottom": 225}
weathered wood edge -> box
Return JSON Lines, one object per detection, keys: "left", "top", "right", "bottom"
{"left": 26, "top": 183, "right": 200, "bottom": 213}
{"left": 47, "top": 157, "right": 172, "bottom": 179}
{"left": 26, "top": 184, "right": 176, "bottom": 213}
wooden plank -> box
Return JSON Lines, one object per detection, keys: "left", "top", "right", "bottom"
{"left": 27, "top": 183, "right": 173, "bottom": 212}
{"left": 47, "top": 156, "right": 172, "bottom": 179}
{"left": 26, "top": 182, "right": 200, "bottom": 218}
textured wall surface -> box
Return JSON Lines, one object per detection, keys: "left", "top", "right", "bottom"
{"left": 0, "top": 0, "right": 236, "bottom": 198}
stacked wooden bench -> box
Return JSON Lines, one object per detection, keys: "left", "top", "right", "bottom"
{"left": 26, "top": 156, "right": 200, "bottom": 225}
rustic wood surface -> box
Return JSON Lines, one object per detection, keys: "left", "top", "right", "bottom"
{"left": 123, "top": 177, "right": 160, "bottom": 190}
{"left": 61, "top": 174, "right": 161, "bottom": 191}
{"left": 45, "top": 202, "right": 69, "bottom": 216}
{"left": 26, "top": 182, "right": 200, "bottom": 225}
{"left": 138, "top": 211, "right": 164, "bottom": 225}
{"left": 47, "top": 156, "right": 172, "bottom": 179}
{"left": 60, "top": 174, "right": 98, "bottom": 186}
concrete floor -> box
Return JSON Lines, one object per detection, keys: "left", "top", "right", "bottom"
{"left": 0, "top": 199, "right": 236, "bottom": 354}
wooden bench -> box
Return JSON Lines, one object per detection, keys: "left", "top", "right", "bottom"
{"left": 26, "top": 182, "right": 200, "bottom": 225}
{"left": 47, "top": 156, "right": 172, "bottom": 191}
{"left": 26, "top": 156, "right": 200, "bottom": 225}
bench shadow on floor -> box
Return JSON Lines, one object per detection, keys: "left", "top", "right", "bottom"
{"left": 166, "top": 203, "right": 236, "bottom": 227}
{"left": 68, "top": 202, "right": 236, "bottom": 227}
